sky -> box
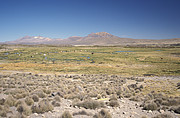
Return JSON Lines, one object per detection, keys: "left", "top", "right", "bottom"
{"left": 0, "top": 0, "right": 180, "bottom": 42}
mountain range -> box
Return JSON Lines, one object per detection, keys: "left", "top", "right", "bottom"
{"left": 2, "top": 32, "right": 180, "bottom": 46}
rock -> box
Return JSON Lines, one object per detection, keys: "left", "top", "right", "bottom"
{"left": 34, "top": 113, "right": 38, "bottom": 116}
{"left": 148, "top": 110, "right": 152, "bottom": 113}
{"left": 159, "top": 109, "right": 164, "bottom": 113}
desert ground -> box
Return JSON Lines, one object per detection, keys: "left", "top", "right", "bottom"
{"left": 0, "top": 45, "right": 179, "bottom": 118}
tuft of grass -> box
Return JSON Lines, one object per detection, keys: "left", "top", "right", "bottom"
{"left": 93, "top": 109, "right": 112, "bottom": 118}
{"left": 34, "top": 90, "right": 46, "bottom": 98}
{"left": 143, "top": 102, "right": 158, "bottom": 111}
{"left": 54, "top": 96, "right": 61, "bottom": 102}
{"left": 31, "top": 99, "right": 54, "bottom": 113}
{"left": 73, "top": 110, "right": 92, "bottom": 116}
{"left": 25, "top": 97, "right": 34, "bottom": 106}
{"left": 61, "top": 111, "right": 72, "bottom": 118}
{"left": 152, "top": 113, "right": 173, "bottom": 118}
{"left": 0, "top": 98, "right": 5, "bottom": 105}
{"left": 109, "top": 100, "right": 119, "bottom": 107}
{"left": 51, "top": 100, "right": 61, "bottom": 107}
{"left": 5, "top": 95, "right": 16, "bottom": 107}
{"left": 17, "top": 103, "right": 32, "bottom": 116}
{"left": 0, "top": 105, "right": 9, "bottom": 117}
{"left": 32, "top": 94, "right": 39, "bottom": 102}
{"left": 73, "top": 99, "right": 104, "bottom": 109}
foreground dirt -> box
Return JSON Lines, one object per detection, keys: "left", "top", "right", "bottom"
{"left": 0, "top": 72, "right": 179, "bottom": 118}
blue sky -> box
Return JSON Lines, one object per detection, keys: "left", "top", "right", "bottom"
{"left": 0, "top": 0, "right": 180, "bottom": 42}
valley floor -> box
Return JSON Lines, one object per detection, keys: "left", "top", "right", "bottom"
{"left": 0, "top": 72, "right": 179, "bottom": 118}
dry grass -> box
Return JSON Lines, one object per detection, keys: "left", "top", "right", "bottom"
{"left": 61, "top": 111, "right": 72, "bottom": 118}
{"left": 31, "top": 99, "right": 54, "bottom": 113}
{"left": 0, "top": 46, "right": 179, "bottom": 76}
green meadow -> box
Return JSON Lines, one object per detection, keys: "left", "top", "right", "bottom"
{"left": 0, "top": 46, "right": 179, "bottom": 76}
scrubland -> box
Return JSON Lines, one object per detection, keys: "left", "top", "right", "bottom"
{"left": 0, "top": 45, "right": 179, "bottom": 118}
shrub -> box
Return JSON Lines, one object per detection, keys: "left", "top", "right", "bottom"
{"left": 93, "top": 109, "right": 112, "bottom": 118}
{"left": 129, "top": 96, "right": 141, "bottom": 102}
{"left": 61, "top": 111, "right": 72, "bottom": 118}
{"left": 52, "top": 100, "right": 61, "bottom": 107}
{"left": 73, "top": 110, "right": 91, "bottom": 116}
{"left": 43, "top": 89, "right": 51, "bottom": 94}
{"left": 123, "top": 93, "right": 132, "bottom": 98}
{"left": 32, "top": 94, "right": 39, "bottom": 102}
{"left": 109, "top": 94, "right": 117, "bottom": 101}
{"left": 143, "top": 102, "right": 158, "bottom": 111}
{"left": 31, "top": 99, "right": 54, "bottom": 113}
{"left": 171, "top": 105, "right": 180, "bottom": 114}
{"left": 5, "top": 95, "right": 16, "bottom": 107}
{"left": 73, "top": 99, "right": 104, "bottom": 109}
{"left": 34, "top": 90, "right": 46, "bottom": 98}
{"left": 152, "top": 113, "right": 173, "bottom": 118}
{"left": 109, "top": 100, "right": 119, "bottom": 107}
{"left": 54, "top": 96, "right": 61, "bottom": 102}
{"left": 0, "top": 98, "right": 5, "bottom": 105}
{"left": 0, "top": 105, "right": 9, "bottom": 117}
{"left": 15, "top": 100, "right": 24, "bottom": 107}
{"left": 161, "top": 99, "right": 179, "bottom": 106}
{"left": 25, "top": 97, "right": 34, "bottom": 106}
{"left": 17, "top": 103, "right": 32, "bottom": 116}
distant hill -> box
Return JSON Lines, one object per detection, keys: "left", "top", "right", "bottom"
{"left": 1, "top": 32, "right": 180, "bottom": 46}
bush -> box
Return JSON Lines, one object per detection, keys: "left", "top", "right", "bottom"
{"left": 109, "top": 100, "right": 119, "bottom": 107}
{"left": 25, "top": 97, "right": 34, "bottom": 106}
{"left": 0, "top": 98, "right": 5, "bottom": 105}
{"left": 161, "top": 99, "right": 179, "bottom": 106}
{"left": 34, "top": 90, "right": 46, "bottom": 98}
{"left": 17, "top": 103, "right": 32, "bottom": 116}
{"left": 152, "top": 113, "right": 173, "bottom": 118}
{"left": 31, "top": 99, "right": 54, "bottom": 113}
{"left": 93, "top": 109, "right": 112, "bottom": 118}
{"left": 54, "top": 96, "right": 61, "bottom": 102}
{"left": 0, "top": 105, "right": 9, "bottom": 117}
{"left": 109, "top": 94, "right": 118, "bottom": 101}
{"left": 15, "top": 100, "right": 24, "bottom": 107}
{"left": 32, "top": 94, "right": 39, "bottom": 102}
{"left": 143, "top": 102, "right": 158, "bottom": 111}
{"left": 52, "top": 100, "right": 61, "bottom": 107}
{"left": 73, "top": 99, "right": 104, "bottom": 109}
{"left": 43, "top": 89, "right": 51, "bottom": 94}
{"left": 73, "top": 110, "right": 91, "bottom": 116}
{"left": 171, "top": 105, "right": 180, "bottom": 114}
{"left": 61, "top": 111, "right": 72, "bottom": 118}
{"left": 5, "top": 95, "right": 16, "bottom": 107}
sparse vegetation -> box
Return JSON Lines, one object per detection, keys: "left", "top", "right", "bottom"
{"left": 73, "top": 99, "right": 104, "bottom": 109}
{"left": 5, "top": 95, "right": 16, "bottom": 107}
{"left": 25, "top": 97, "right": 34, "bottom": 106}
{"left": 17, "top": 103, "right": 32, "bottom": 116}
{"left": 0, "top": 45, "right": 179, "bottom": 117}
{"left": 31, "top": 99, "right": 54, "bottom": 113}
{"left": 61, "top": 111, "right": 72, "bottom": 118}
{"left": 32, "top": 94, "right": 39, "bottom": 102}
{"left": 93, "top": 109, "right": 112, "bottom": 118}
